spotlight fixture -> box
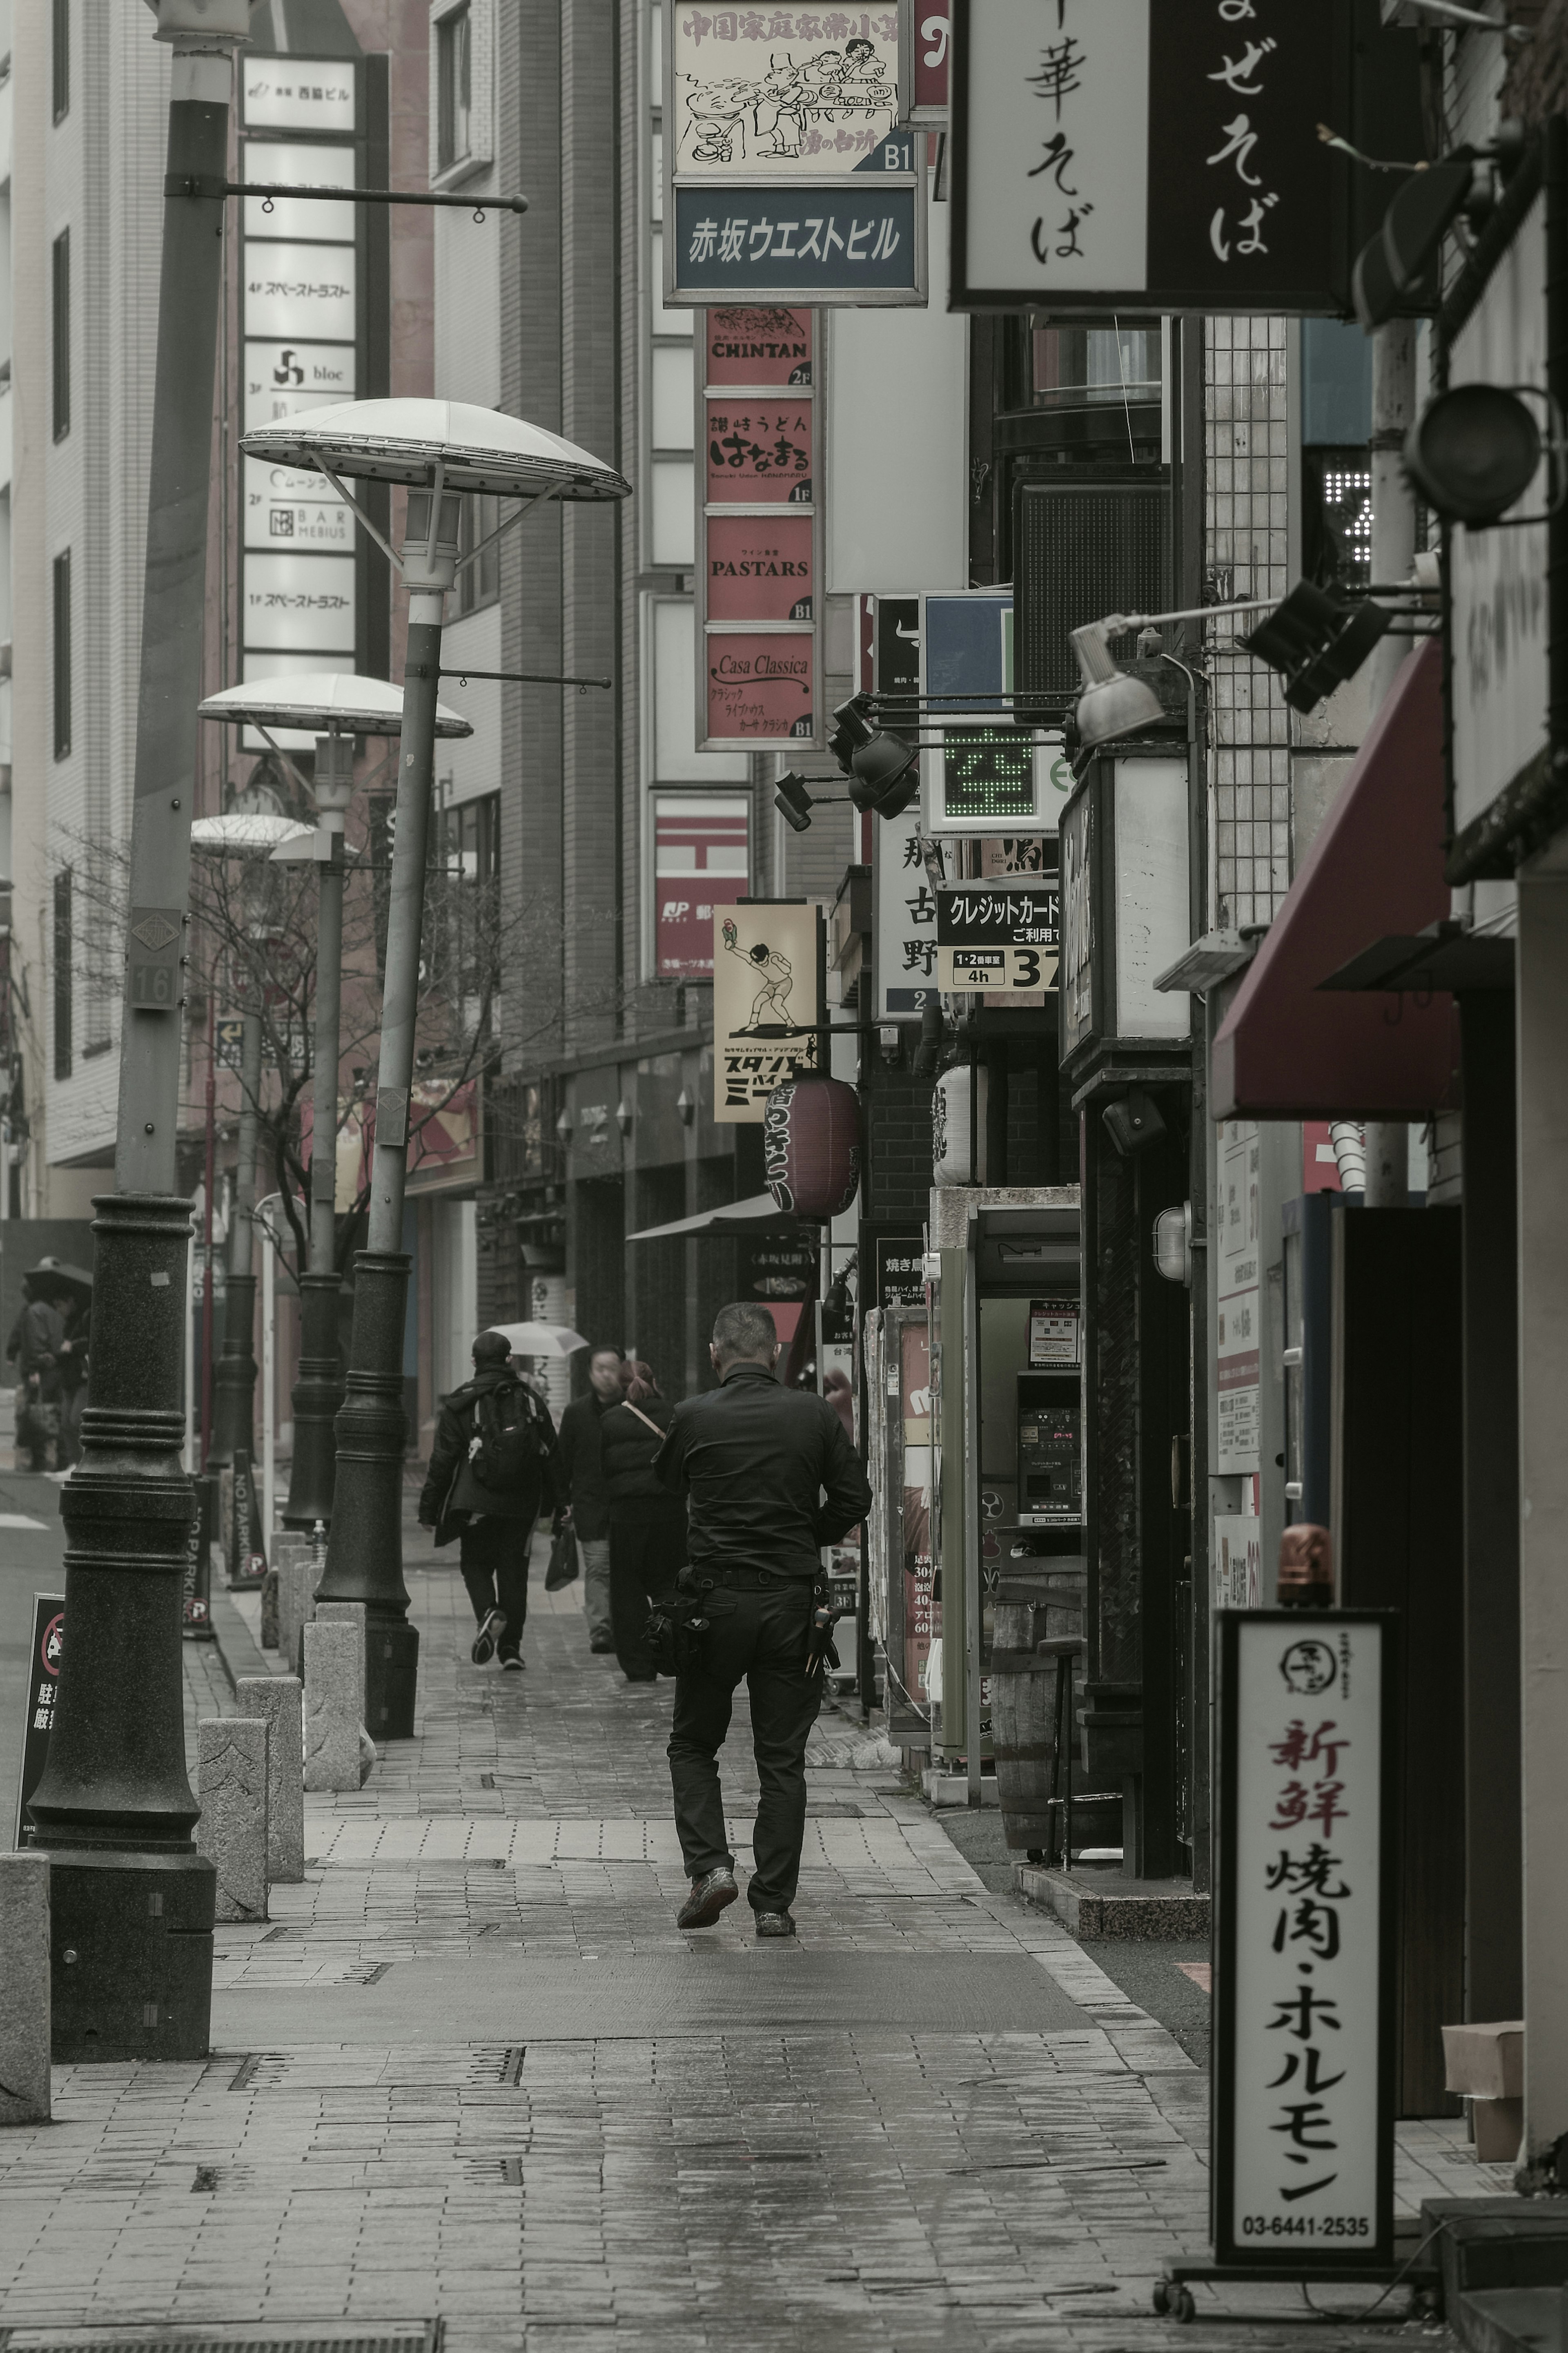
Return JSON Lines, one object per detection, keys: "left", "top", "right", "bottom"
{"left": 826, "top": 694, "right": 921, "bottom": 819}
{"left": 1403, "top": 382, "right": 1555, "bottom": 527}
{"left": 1241, "top": 581, "right": 1389, "bottom": 713}
{"left": 774, "top": 772, "right": 817, "bottom": 832}
{"left": 1069, "top": 598, "right": 1272, "bottom": 747}
{"left": 1102, "top": 1089, "right": 1166, "bottom": 1156}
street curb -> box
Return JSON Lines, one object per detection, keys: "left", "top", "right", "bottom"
{"left": 208, "top": 1582, "right": 275, "bottom": 1694}
{"left": 1015, "top": 1862, "right": 1211, "bottom": 1940}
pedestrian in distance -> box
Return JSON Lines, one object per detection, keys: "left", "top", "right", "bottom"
{"left": 6, "top": 1278, "right": 65, "bottom": 1474}
{"left": 556, "top": 1345, "right": 624, "bottom": 1654}
{"left": 654, "top": 1300, "right": 872, "bottom": 1940}
{"left": 600, "top": 1359, "right": 687, "bottom": 1683}
{"left": 418, "top": 1329, "right": 560, "bottom": 1670}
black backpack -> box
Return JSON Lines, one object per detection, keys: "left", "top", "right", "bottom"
{"left": 472, "top": 1382, "right": 548, "bottom": 1493}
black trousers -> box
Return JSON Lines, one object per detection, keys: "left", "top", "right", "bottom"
{"left": 668, "top": 1579, "right": 821, "bottom": 1913}
{"left": 459, "top": 1516, "right": 532, "bottom": 1657}
{"left": 610, "top": 1512, "right": 686, "bottom": 1678}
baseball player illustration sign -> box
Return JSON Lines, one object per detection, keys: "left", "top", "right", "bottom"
{"left": 711, "top": 901, "right": 822, "bottom": 1122}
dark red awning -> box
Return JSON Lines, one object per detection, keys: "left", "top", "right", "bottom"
{"left": 1212, "top": 638, "right": 1461, "bottom": 1121}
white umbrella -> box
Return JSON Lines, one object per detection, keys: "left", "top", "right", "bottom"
{"left": 483, "top": 1322, "right": 591, "bottom": 1358}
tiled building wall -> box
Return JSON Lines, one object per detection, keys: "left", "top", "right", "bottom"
{"left": 1205, "top": 315, "right": 1291, "bottom": 935}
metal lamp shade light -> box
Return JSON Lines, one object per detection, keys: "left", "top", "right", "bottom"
{"left": 1403, "top": 385, "right": 1543, "bottom": 527}
{"left": 235, "top": 404, "right": 629, "bottom": 1740}
{"left": 1070, "top": 623, "right": 1165, "bottom": 748}
{"left": 198, "top": 672, "right": 474, "bottom": 1534}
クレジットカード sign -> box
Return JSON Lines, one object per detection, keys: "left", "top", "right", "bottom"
{"left": 712, "top": 900, "right": 822, "bottom": 1122}
{"left": 950, "top": 0, "right": 1351, "bottom": 314}
{"left": 936, "top": 880, "right": 1060, "bottom": 994}
{"left": 665, "top": 9, "right": 924, "bottom": 307}
{"left": 1214, "top": 1612, "right": 1397, "bottom": 2270}
{"left": 15, "top": 1595, "right": 64, "bottom": 1847}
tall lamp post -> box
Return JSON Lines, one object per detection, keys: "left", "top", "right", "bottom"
{"left": 25, "top": 0, "right": 256, "bottom": 2063}
{"left": 197, "top": 673, "right": 474, "bottom": 1532}
{"left": 190, "top": 814, "right": 312, "bottom": 1490}
{"left": 236, "top": 400, "right": 628, "bottom": 1734}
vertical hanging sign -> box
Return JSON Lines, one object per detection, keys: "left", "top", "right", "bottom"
{"left": 711, "top": 900, "right": 822, "bottom": 1122}
{"left": 1214, "top": 1612, "right": 1397, "bottom": 2270}
{"left": 698, "top": 306, "right": 822, "bottom": 747}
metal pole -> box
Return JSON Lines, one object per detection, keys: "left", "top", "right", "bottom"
{"left": 314, "top": 593, "right": 447, "bottom": 1735}
{"left": 285, "top": 737, "right": 350, "bottom": 1530}
{"left": 1363, "top": 319, "right": 1419, "bottom": 1209}
{"left": 208, "top": 1003, "right": 263, "bottom": 1466}
{"left": 28, "top": 13, "right": 246, "bottom": 2062}
{"left": 201, "top": 1000, "right": 216, "bottom": 1468}
{"left": 262, "top": 1216, "right": 275, "bottom": 1538}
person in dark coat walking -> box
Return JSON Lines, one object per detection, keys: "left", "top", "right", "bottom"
{"left": 7, "top": 1281, "right": 65, "bottom": 1474}
{"left": 600, "top": 1361, "right": 687, "bottom": 1683}
{"left": 655, "top": 1301, "right": 871, "bottom": 1939}
{"left": 418, "top": 1330, "right": 560, "bottom": 1668}
{"left": 556, "top": 1347, "right": 624, "bottom": 1653}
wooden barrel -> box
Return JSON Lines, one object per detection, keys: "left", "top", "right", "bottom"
{"left": 989, "top": 1568, "right": 1084, "bottom": 1853}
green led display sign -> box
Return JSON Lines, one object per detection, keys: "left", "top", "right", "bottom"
{"left": 941, "top": 726, "right": 1038, "bottom": 824}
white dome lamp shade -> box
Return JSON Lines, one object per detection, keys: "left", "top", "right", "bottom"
{"left": 198, "top": 671, "right": 474, "bottom": 847}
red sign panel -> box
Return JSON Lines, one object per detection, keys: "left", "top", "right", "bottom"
{"left": 705, "top": 305, "right": 814, "bottom": 387}
{"left": 706, "top": 634, "right": 815, "bottom": 742}
{"left": 655, "top": 796, "right": 750, "bottom": 976}
{"left": 705, "top": 399, "right": 814, "bottom": 504}
{"left": 912, "top": 7, "right": 949, "bottom": 113}
{"left": 706, "top": 512, "right": 814, "bottom": 622}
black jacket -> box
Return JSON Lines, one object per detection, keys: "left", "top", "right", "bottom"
{"left": 556, "top": 1391, "right": 615, "bottom": 1542}
{"left": 601, "top": 1394, "right": 686, "bottom": 1526}
{"left": 418, "top": 1367, "right": 559, "bottom": 1546}
{"left": 655, "top": 1361, "right": 872, "bottom": 1582}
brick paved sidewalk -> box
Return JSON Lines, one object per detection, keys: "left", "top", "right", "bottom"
{"left": 0, "top": 1511, "right": 1509, "bottom": 2351}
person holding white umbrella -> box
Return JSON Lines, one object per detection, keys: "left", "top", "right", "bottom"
{"left": 416, "top": 1329, "right": 561, "bottom": 1668}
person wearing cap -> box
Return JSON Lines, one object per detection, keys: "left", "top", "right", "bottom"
{"left": 654, "top": 1300, "right": 871, "bottom": 1940}
{"left": 418, "top": 1329, "right": 560, "bottom": 1669}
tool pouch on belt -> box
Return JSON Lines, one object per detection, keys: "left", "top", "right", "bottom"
{"left": 646, "top": 1565, "right": 712, "bottom": 1677}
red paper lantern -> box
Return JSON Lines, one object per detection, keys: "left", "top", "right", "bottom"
{"left": 763, "top": 1075, "right": 862, "bottom": 1218}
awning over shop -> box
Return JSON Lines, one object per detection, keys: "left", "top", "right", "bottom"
{"left": 625, "top": 1191, "right": 797, "bottom": 1242}
{"left": 1212, "top": 638, "right": 1461, "bottom": 1121}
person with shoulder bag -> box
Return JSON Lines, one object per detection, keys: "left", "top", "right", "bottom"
{"left": 555, "top": 1347, "right": 624, "bottom": 1652}
{"left": 417, "top": 1329, "right": 560, "bottom": 1670}
{"left": 600, "top": 1360, "right": 687, "bottom": 1682}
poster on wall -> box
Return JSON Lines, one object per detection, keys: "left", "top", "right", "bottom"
{"left": 1214, "top": 1612, "right": 1396, "bottom": 2268}
{"left": 711, "top": 900, "right": 822, "bottom": 1122}
{"left": 665, "top": 11, "right": 925, "bottom": 307}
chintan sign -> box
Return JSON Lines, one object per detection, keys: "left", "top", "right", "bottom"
{"left": 1214, "top": 1613, "right": 1397, "bottom": 2268}
{"left": 950, "top": 0, "right": 1351, "bottom": 313}
{"left": 665, "top": 10, "right": 925, "bottom": 306}
{"left": 711, "top": 900, "right": 822, "bottom": 1122}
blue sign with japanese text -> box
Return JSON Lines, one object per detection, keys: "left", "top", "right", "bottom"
{"left": 675, "top": 185, "right": 920, "bottom": 294}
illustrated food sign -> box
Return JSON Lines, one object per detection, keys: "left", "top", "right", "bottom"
{"left": 935, "top": 881, "right": 1060, "bottom": 994}
{"left": 700, "top": 309, "right": 821, "bottom": 747}
{"left": 666, "top": 11, "right": 924, "bottom": 305}
{"left": 711, "top": 900, "right": 821, "bottom": 1123}
{"left": 1215, "top": 1614, "right": 1395, "bottom": 2268}
{"left": 951, "top": 0, "right": 1350, "bottom": 313}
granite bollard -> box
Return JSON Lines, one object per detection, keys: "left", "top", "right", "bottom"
{"left": 0, "top": 1852, "right": 50, "bottom": 2123}
{"left": 234, "top": 1675, "right": 305, "bottom": 1883}
{"left": 304, "top": 1618, "right": 373, "bottom": 1792}
{"left": 196, "top": 1717, "right": 270, "bottom": 1923}
{"left": 277, "top": 1546, "right": 315, "bottom": 1679}
{"left": 315, "top": 1602, "right": 377, "bottom": 1785}
{"left": 259, "top": 1565, "right": 279, "bottom": 1650}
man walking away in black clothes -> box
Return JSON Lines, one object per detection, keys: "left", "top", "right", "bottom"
{"left": 655, "top": 1300, "right": 871, "bottom": 1938}
{"left": 419, "top": 1330, "right": 559, "bottom": 1669}
{"left": 600, "top": 1359, "right": 686, "bottom": 1682}
{"left": 557, "top": 1347, "right": 623, "bottom": 1653}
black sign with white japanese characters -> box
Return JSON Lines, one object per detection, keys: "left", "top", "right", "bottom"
{"left": 950, "top": 0, "right": 1354, "bottom": 312}
{"left": 1214, "top": 1612, "right": 1398, "bottom": 2268}
{"left": 14, "top": 1594, "right": 64, "bottom": 1847}
{"left": 936, "top": 881, "right": 1060, "bottom": 994}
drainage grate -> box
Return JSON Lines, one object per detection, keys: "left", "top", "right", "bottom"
{"left": 226, "top": 2046, "right": 523, "bottom": 2093}
{"left": 1, "top": 2333, "right": 440, "bottom": 2353}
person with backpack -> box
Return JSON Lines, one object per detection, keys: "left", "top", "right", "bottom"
{"left": 599, "top": 1359, "right": 687, "bottom": 1682}
{"left": 418, "top": 1329, "right": 560, "bottom": 1669}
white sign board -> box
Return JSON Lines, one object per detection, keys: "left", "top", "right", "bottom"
{"left": 1216, "top": 1613, "right": 1394, "bottom": 2268}
{"left": 1216, "top": 1118, "right": 1261, "bottom": 1475}
{"left": 711, "top": 900, "right": 821, "bottom": 1122}
{"left": 874, "top": 802, "right": 939, "bottom": 1019}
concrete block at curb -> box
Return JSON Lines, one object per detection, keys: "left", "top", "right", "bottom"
{"left": 277, "top": 1548, "right": 314, "bottom": 1680}
{"left": 304, "top": 1617, "right": 373, "bottom": 1792}
{"left": 259, "top": 1566, "right": 279, "bottom": 1649}
{"left": 0, "top": 1852, "right": 50, "bottom": 2123}
{"left": 196, "top": 1717, "right": 270, "bottom": 1923}
{"left": 234, "top": 1675, "right": 304, "bottom": 1884}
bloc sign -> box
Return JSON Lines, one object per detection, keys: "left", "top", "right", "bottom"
{"left": 14, "top": 1595, "right": 64, "bottom": 1846}
{"left": 1214, "top": 1613, "right": 1397, "bottom": 2269}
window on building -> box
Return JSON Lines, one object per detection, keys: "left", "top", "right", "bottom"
{"left": 52, "top": 0, "right": 68, "bottom": 123}
{"left": 437, "top": 6, "right": 472, "bottom": 172}
{"left": 53, "top": 870, "right": 72, "bottom": 1080}
{"left": 52, "top": 551, "right": 71, "bottom": 760}
{"left": 51, "top": 230, "right": 70, "bottom": 442}
{"left": 455, "top": 493, "right": 499, "bottom": 616}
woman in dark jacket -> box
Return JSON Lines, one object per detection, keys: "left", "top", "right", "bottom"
{"left": 601, "top": 1360, "right": 687, "bottom": 1681}
{"left": 418, "top": 1330, "right": 560, "bottom": 1669}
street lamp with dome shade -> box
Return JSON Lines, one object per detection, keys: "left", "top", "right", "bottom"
{"left": 236, "top": 400, "right": 629, "bottom": 1738}
{"left": 198, "top": 672, "right": 474, "bottom": 1537}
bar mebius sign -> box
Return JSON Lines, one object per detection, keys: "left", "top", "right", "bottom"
{"left": 1214, "top": 1612, "right": 1397, "bottom": 2268}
